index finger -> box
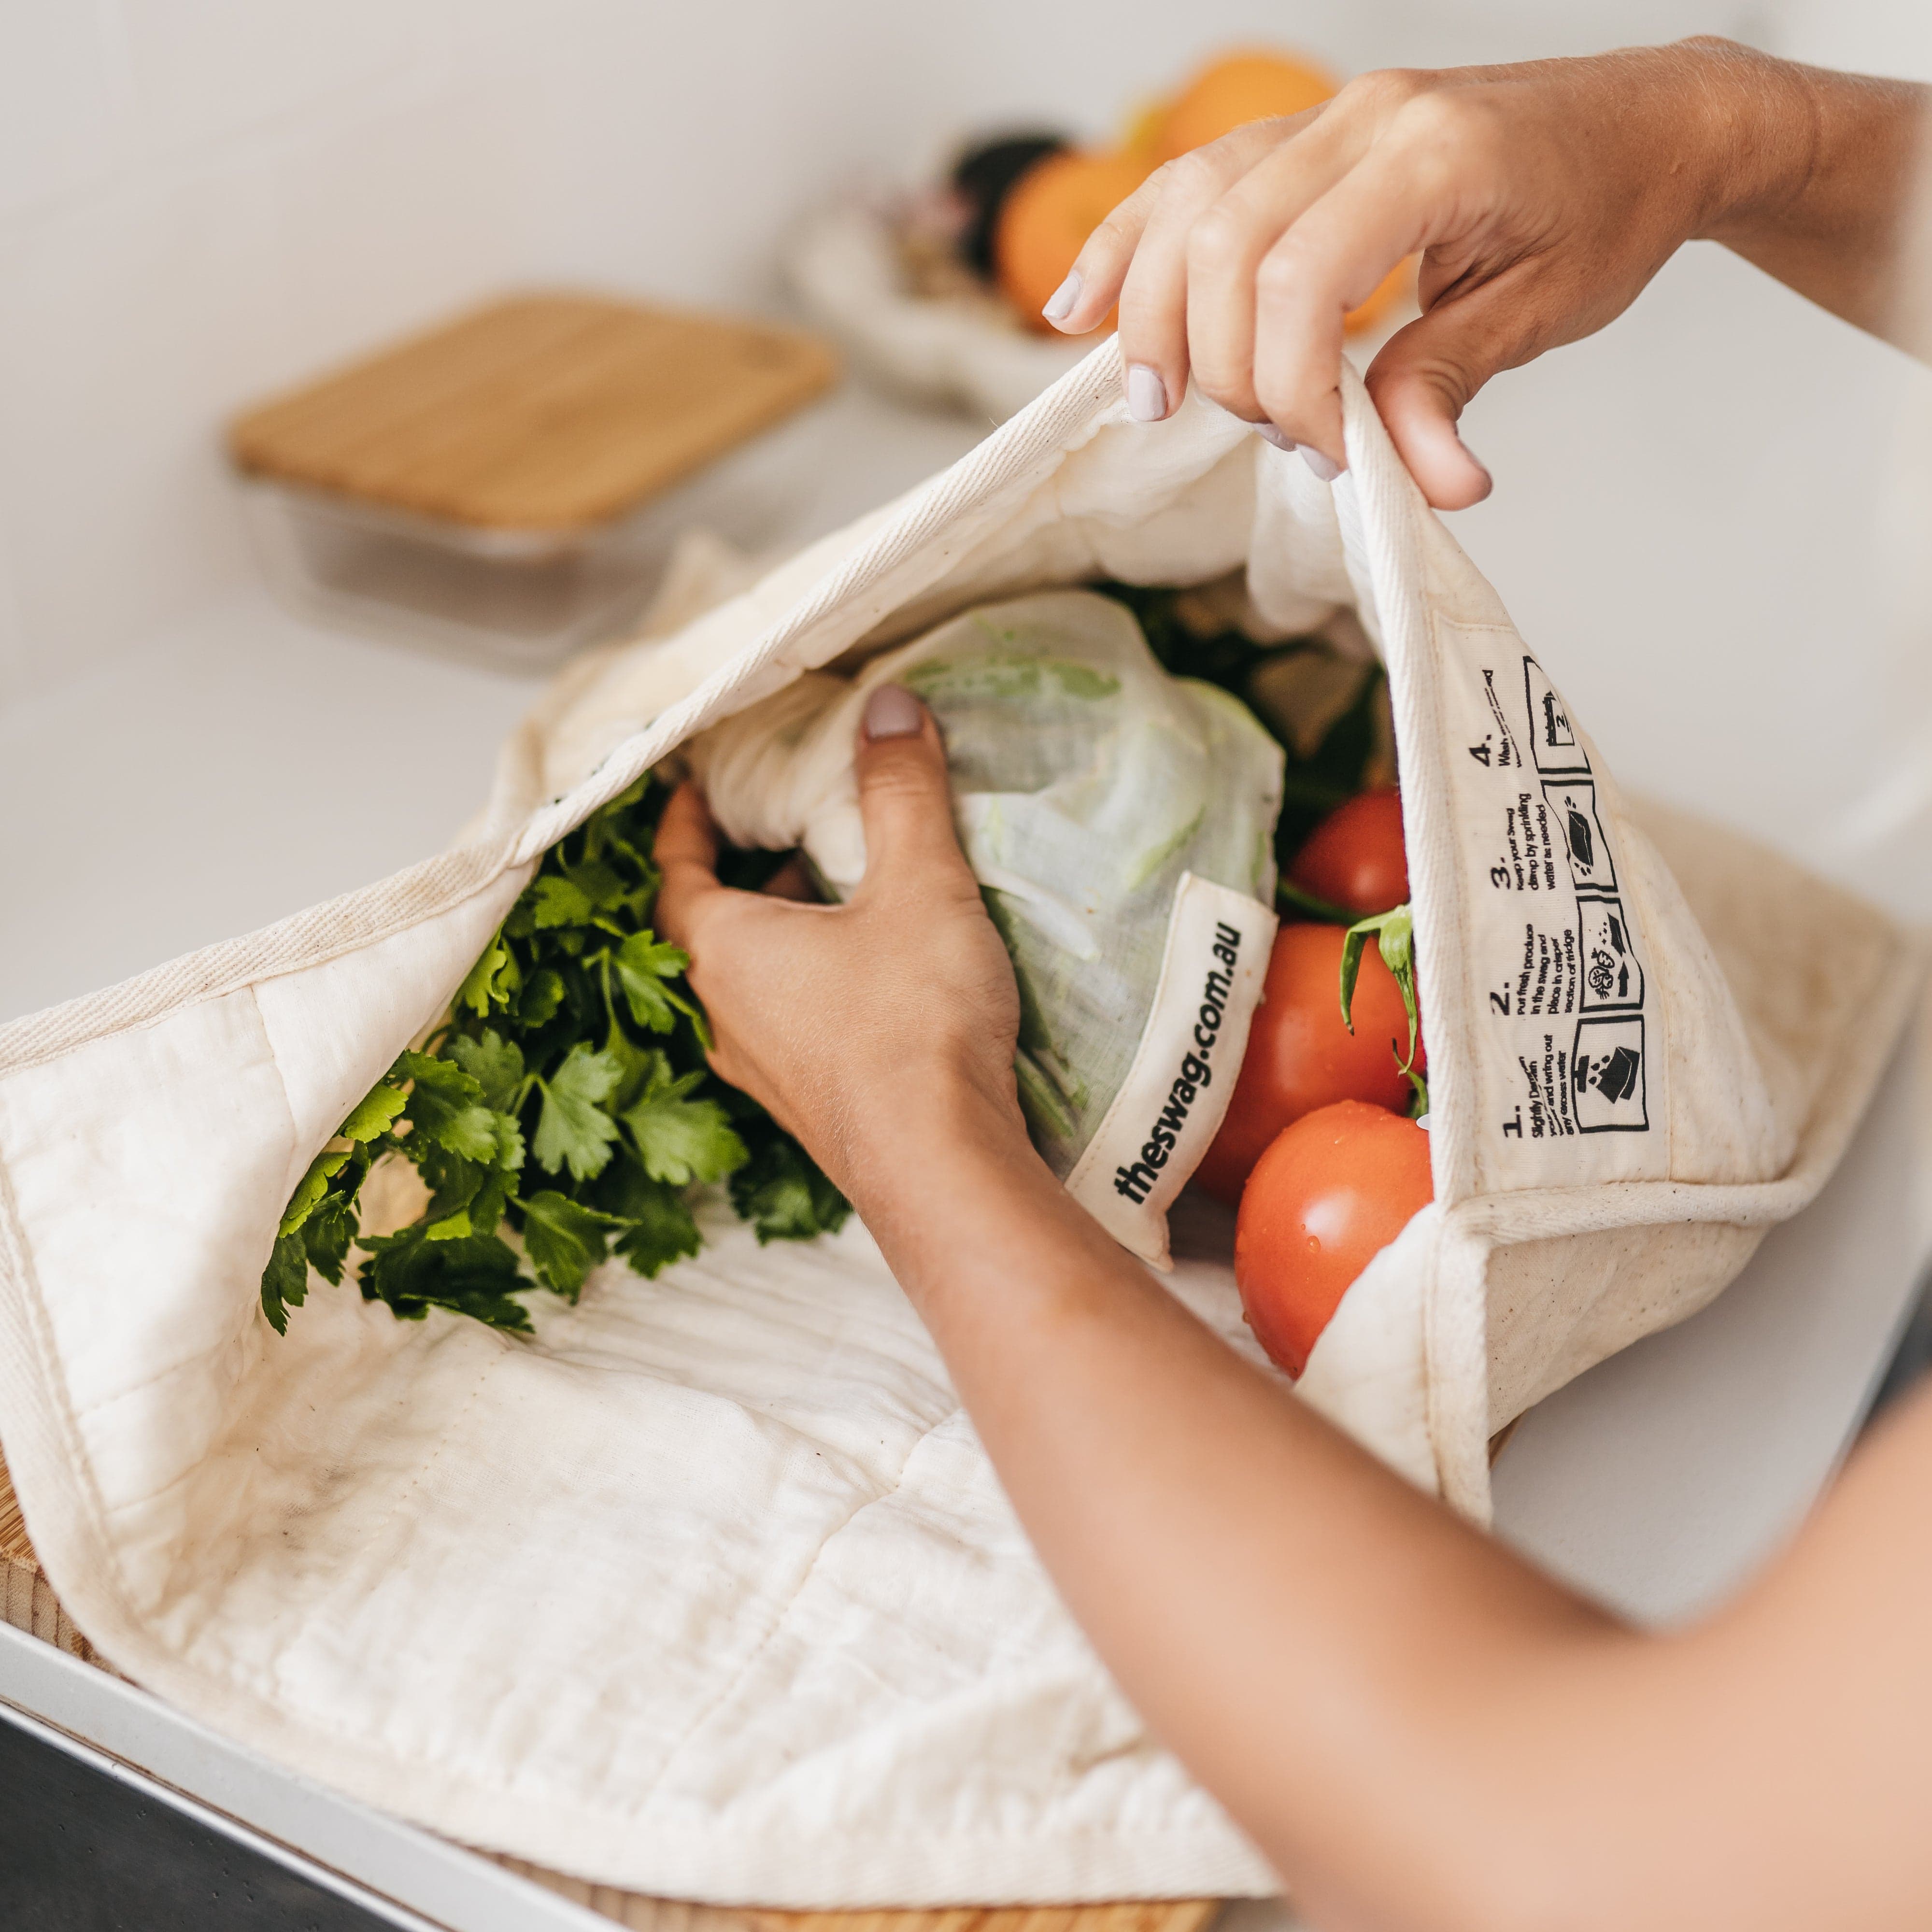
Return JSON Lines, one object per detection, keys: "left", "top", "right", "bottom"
{"left": 1052, "top": 117, "right": 1306, "bottom": 339}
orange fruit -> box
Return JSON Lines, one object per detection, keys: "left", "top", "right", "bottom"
{"left": 1155, "top": 49, "right": 1338, "bottom": 160}
{"left": 1119, "top": 97, "right": 1170, "bottom": 169}
{"left": 995, "top": 148, "right": 1151, "bottom": 333}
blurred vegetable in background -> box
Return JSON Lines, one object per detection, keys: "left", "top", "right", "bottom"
{"left": 952, "top": 48, "right": 1409, "bottom": 337}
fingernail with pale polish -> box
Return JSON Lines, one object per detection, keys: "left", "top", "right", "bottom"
{"left": 1042, "top": 270, "right": 1081, "bottom": 325}
{"left": 864, "top": 683, "right": 923, "bottom": 740}
{"left": 1125, "top": 363, "right": 1168, "bottom": 422}
{"left": 1300, "top": 446, "right": 1342, "bottom": 483}
{"left": 1255, "top": 422, "right": 1295, "bottom": 451}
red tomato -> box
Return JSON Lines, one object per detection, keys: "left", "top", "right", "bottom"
{"left": 1193, "top": 923, "right": 1425, "bottom": 1205}
{"left": 1290, "top": 789, "right": 1408, "bottom": 917}
{"left": 1235, "top": 1100, "right": 1434, "bottom": 1378}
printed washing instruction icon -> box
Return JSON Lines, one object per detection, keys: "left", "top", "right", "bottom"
{"left": 1544, "top": 779, "right": 1618, "bottom": 894}
{"left": 1523, "top": 657, "right": 1591, "bottom": 777}
{"left": 1579, "top": 897, "right": 1645, "bottom": 1011}
{"left": 1572, "top": 1014, "right": 1648, "bottom": 1131}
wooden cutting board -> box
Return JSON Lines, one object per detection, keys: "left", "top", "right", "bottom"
{"left": 228, "top": 292, "right": 839, "bottom": 535}
{"left": 0, "top": 1449, "right": 1219, "bottom": 1932}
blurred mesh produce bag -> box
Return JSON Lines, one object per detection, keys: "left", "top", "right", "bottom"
{"left": 0, "top": 341, "right": 1917, "bottom": 1906}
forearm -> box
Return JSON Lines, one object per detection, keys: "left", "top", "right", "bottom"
{"left": 851, "top": 1089, "right": 1634, "bottom": 1928}
{"left": 1688, "top": 39, "right": 1929, "bottom": 340}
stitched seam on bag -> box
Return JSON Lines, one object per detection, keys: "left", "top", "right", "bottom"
{"left": 0, "top": 1133, "right": 142, "bottom": 1630}
{"left": 620, "top": 1406, "right": 963, "bottom": 1812}
{"left": 205, "top": 1347, "right": 511, "bottom": 1682}
{"left": 217, "top": 975, "right": 511, "bottom": 1664}
{"left": 73, "top": 1355, "right": 241, "bottom": 1441}
{"left": 71, "top": 988, "right": 293, "bottom": 1430}
{"left": 1394, "top": 530, "right": 1487, "bottom": 1500}
{"left": 133, "top": 1403, "right": 973, "bottom": 1795}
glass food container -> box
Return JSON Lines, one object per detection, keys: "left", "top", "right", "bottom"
{"left": 229, "top": 292, "right": 838, "bottom": 672}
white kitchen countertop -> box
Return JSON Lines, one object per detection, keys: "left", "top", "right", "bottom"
{"left": 0, "top": 382, "right": 985, "bottom": 1029}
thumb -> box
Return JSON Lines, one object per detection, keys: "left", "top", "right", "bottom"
{"left": 1363, "top": 288, "right": 1528, "bottom": 511}
{"left": 852, "top": 684, "right": 970, "bottom": 895}
{"left": 652, "top": 780, "right": 727, "bottom": 953}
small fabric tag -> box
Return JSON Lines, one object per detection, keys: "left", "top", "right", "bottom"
{"left": 1065, "top": 872, "right": 1279, "bottom": 1267}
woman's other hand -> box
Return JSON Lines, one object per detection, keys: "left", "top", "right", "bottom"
{"left": 1047, "top": 39, "right": 1920, "bottom": 509}
{"left": 655, "top": 685, "right": 1024, "bottom": 1206}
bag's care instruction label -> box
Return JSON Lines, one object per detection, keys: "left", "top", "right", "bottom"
{"left": 1439, "top": 626, "right": 1667, "bottom": 1188}
{"left": 1066, "top": 873, "right": 1278, "bottom": 1267}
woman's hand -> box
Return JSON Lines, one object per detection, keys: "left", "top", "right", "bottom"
{"left": 655, "top": 685, "right": 1025, "bottom": 1208}
{"left": 1046, "top": 39, "right": 1926, "bottom": 508}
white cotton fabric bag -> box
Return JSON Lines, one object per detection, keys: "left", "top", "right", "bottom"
{"left": 0, "top": 339, "right": 1918, "bottom": 1906}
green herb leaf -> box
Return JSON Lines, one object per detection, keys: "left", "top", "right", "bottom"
{"left": 529, "top": 874, "right": 598, "bottom": 929}
{"left": 392, "top": 1050, "right": 503, "bottom": 1165}
{"left": 728, "top": 1133, "right": 850, "bottom": 1245}
{"left": 615, "top": 1203, "right": 702, "bottom": 1276}
{"left": 594, "top": 1153, "right": 703, "bottom": 1278}
{"left": 260, "top": 1233, "right": 310, "bottom": 1335}
{"left": 612, "top": 931, "right": 692, "bottom": 1035}
{"left": 454, "top": 934, "right": 518, "bottom": 1017}
{"left": 566, "top": 859, "right": 629, "bottom": 909}
{"left": 302, "top": 1172, "right": 366, "bottom": 1285}
{"left": 518, "top": 1190, "right": 624, "bottom": 1298}
{"left": 515, "top": 968, "right": 566, "bottom": 1028}
{"left": 622, "top": 1057, "right": 747, "bottom": 1186}
{"left": 279, "top": 1148, "right": 350, "bottom": 1238}
{"left": 358, "top": 1226, "right": 532, "bottom": 1332}
{"left": 447, "top": 1029, "right": 526, "bottom": 1113}
{"left": 340, "top": 1080, "right": 410, "bottom": 1144}
{"left": 533, "top": 1043, "right": 624, "bottom": 1180}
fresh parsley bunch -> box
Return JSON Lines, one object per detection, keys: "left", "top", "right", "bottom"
{"left": 261, "top": 775, "right": 849, "bottom": 1337}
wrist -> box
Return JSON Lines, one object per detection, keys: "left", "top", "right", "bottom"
{"left": 839, "top": 1065, "right": 1126, "bottom": 1331}
{"left": 1651, "top": 39, "right": 1810, "bottom": 245}
{"left": 835, "top": 1060, "right": 1034, "bottom": 1216}
{"left": 1679, "top": 39, "right": 1888, "bottom": 254}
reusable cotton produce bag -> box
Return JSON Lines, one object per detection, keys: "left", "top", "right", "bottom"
{"left": 0, "top": 340, "right": 1916, "bottom": 1906}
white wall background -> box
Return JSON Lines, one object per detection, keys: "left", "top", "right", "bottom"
{"left": 0, "top": 0, "right": 1771, "bottom": 713}
{"left": 2, "top": 0, "right": 1931, "bottom": 901}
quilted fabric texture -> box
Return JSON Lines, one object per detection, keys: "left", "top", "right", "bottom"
{"left": 0, "top": 341, "right": 1917, "bottom": 1904}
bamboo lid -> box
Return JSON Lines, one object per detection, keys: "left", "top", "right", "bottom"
{"left": 228, "top": 292, "right": 838, "bottom": 535}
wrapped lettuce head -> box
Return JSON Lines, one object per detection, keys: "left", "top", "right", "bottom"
{"left": 688, "top": 589, "right": 1286, "bottom": 1179}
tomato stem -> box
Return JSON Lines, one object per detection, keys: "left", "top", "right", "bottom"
{"left": 1339, "top": 902, "right": 1426, "bottom": 1115}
